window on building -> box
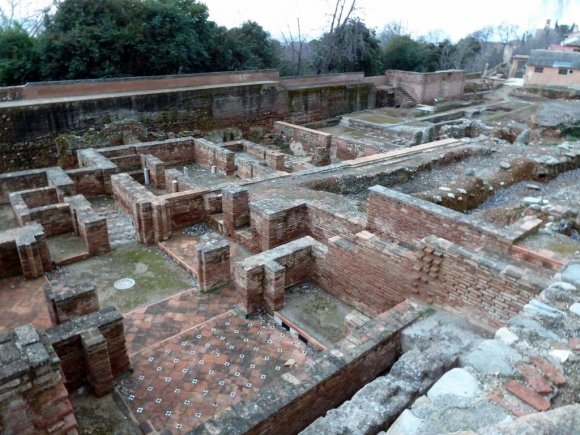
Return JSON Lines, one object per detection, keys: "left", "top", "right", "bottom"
{"left": 558, "top": 68, "right": 568, "bottom": 75}
{"left": 534, "top": 66, "right": 544, "bottom": 73}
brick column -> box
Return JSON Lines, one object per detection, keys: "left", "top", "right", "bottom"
{"left": 81, "top": 328, "right": 114, "bottom": 397}
{"left": 223, "top": 187, "right": 250, "bottom": 237}
{"left": 195, "top": 234, "right": 230, "bottom": 292}
{"left": 263, "top": 261, "right": 285, "bottom": 312}
{"left": 266, "top": 152, "right": 285, "bottom": 171}
{"left": 234, "top": 264, "right": 264, "bottom": 316}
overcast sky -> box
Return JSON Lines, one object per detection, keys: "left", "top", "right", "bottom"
{"left": 2, "top": 0, "right": 579, "bottom": 42}
{"left": 201, "top": 0, "right": 580, "bottom": 41}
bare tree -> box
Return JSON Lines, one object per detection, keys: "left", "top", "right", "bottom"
{"left": 317, "top": 0, "right": 358, "bottom": 73}
{"left": 281, "top": 18, "right": 306, "bottom": 75}
{"left": 378, "top": 21, "right": 408, "bottom": 46}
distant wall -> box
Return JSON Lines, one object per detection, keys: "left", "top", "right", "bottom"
{"left": 19, "top": 70, "right": 280, "bottom": 100}
{"left": 0, "top": 70, "right": 379, "bottom": 172}
{"left": 386, "top": 70, "right": 465, "bottom": 104}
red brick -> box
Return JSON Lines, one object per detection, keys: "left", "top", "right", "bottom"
{"left": 504, "top": 380, "right": 550, "bottom": 412}
{"left": 531, "top": 356, "right": 566, "bottom": 386}
{"left": 517, "top": 364, "right": 553, "bottom": 394}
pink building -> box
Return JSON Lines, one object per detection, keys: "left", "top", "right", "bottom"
{"left": 524, "top": 49, "right": 580, "bottom": 88}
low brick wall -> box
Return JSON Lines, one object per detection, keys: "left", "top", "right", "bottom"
{"left": 367, "top": 186, "right": 522, "bottom": 253}
{"left": 67, "top": 195, "right": 110, "bottom": 254}
{"left": 0, "top": 325, "right": 77, "bottom": 434}
{"left": 414, "top": 236, "right": 549, "bottom": 326}
{"left": 234, "top": 236, "right": 322, "bottom": 314}
{"left": 191, "top": 300, "right": 424, "bottom": 435}
{"left": 273, "top": 121, "right": 332, "bottom": 166}
{"left": 44, "top": 307, "right": 131, "bottom": 396}
{"left": 194, "top": 138, "right": 235, "bottom": 175}
{"left": 250, "top": 199, "right": 308, "bottom": 251}
{"left": 0, "top": 223, "right": 51, "bottom": 278}
{"left": 44, "top": 281, "right": 100, "bottom": 325}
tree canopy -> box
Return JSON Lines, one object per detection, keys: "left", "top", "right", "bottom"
{"left": 0, "top": 0, "right": 576, "bottom": 86}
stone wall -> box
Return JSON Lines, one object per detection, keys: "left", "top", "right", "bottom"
{"left": 0, "top": 325, "right": 77, "bottom": 434}
{"left": 273, "top": 121, "right": 332, "bottom": 166}
{"left": 18, "top": 70, "right": 280, "bottom": 100}
{"left": 385, "top": 70, "right": 465, "bottom": 104}
{"left": 0, "top": 82, "right": 286, "bottom": 171}
{"left": 191, "top": 300, "right": 424, "bottom": 435}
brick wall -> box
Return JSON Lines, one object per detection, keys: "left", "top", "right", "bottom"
{"left": 414, "top": 236, "right": 549, "bottom": 327}
{"left": 0, "top": 325, "right": 77, "bottom": 434}
{"left": 192, "top": 300, "right": 424, "bottom": 435}
{"left": 385, "top": 70, "right": 465, "bottom": 104}
{"left": 44, "top": 307, "right": 131, "bottom": 395}
{"left": 45, "top": 281, "right": 100, "bottom": 325}
{"left": 313, "top": 231, "right": 416, "bottom": 317}
{"left": 367, "top": 186, "right": 518, "bottom": 253}
{"left": 165, "top": 191, "right": 205, "bottom": 230}
{"left": 142, "top": 154, "right": 166, "bottom": 188}
{"left": 65, "top": 167, "right": 109, "bottom": 197}
{"left": 194, "top": 138, "right": 236, "bottom": 175}
{"left": 234, "top": 237, "right": 320, "bottom": 315}
{"left": 305, "top": 204, "right": 365, "bottom": 244}
{"left": 0, "top": 170, "right": 47, "bottom": 203}
{"left": 250, "top": 200, "right": 308, "bottom": 251}
{"left": 223, "top": 187, "right": 250, "bottom": 236}
{"left": 67, "top": 195, "right": 111, "bottom": 254}
{"left": 273, "top": 121, "right": 332, "bottom": 166}
{"left": 28, "top": 204, "right": 74, "bottom": 237}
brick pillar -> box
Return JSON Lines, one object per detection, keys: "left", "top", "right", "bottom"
{"left": 152, "top": 199, "right": 171, "bottom": 242}
{"left": 263, "top": 261, "right": 285, "bottom": 313}
{"left": 195, "top": 234, "right": 230, "bottom": 292}
{"left": 83, "top": 218, "right": 111, "bottom": 254}
{"left": 234, "top": 264, "right": 264, "bottom": 316}
{"left": 266, "top": 152, "right": 286, "bottom": 171}
{"left": 223, "top": 187, "right": 250, "bottom": 237}
{"left": 17, "top": 241, "right": 44, "bottom": 279}
{"left": 81, "top": 328, "right": 114, "bottom": 397}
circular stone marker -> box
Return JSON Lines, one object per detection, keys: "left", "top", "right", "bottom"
{"left": 114, "top": 278, "right": 136, "bottom": 290}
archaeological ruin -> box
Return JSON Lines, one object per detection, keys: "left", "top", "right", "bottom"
{"left": 0, "top": 68, "right": 579, "bottom": 434}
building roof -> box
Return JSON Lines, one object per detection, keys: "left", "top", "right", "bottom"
{"left": 529, "top": 49, "right": 580, "bottom": 69}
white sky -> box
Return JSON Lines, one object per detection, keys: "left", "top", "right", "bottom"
{"left": 2, "top": 0, "right": 579, "bottom": 42}
{"left": 201, "top": 0, "right": 580, "bottom": 41}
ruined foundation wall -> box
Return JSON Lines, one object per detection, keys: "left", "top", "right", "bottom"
{"left": 415, "top": 236, "right": 549, "bottom": 326}
{"left": 385, "top": 70, "right": 465, "bottom": 104}
{"left": 0, "top": 325, "right": 77, "bottom": 434}
{"left": 44, "top": 307, "right": 131, "bottom": 395}
{"left": 192, "top": 300, "right": 424, "bottom": 435}
{"left": 367, "top": 186, "right": 519, "bottom": 253}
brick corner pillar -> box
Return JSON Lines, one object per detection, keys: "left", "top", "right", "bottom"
{"left": 83, "top": 218, "right": 111, "bottom": 255}
{"left": 263, "top": 261, "right": 285, "bottom": 313}
{"left": 81, "top": 327, "right": 114, "bottom": 397}
{"left": 222, "top": 186, "right": 250, "bottom": 237}
{"left": 266, "top": 152, "right": 286, "bottom": 171}
{"left": 195, "top": 235, "right": 230, "bottom": 292}
{"left": 234, "top": 262, "right": 264, "bottom": 316}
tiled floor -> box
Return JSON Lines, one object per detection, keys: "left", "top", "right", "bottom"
{"left": 123, "top": 287, "right": 238, "bottom": 355}
{"left": 118, "top": 310, "right": 312, "bottom": 433}
{"left": 0, "top": 276, "right": 52, "bottom": 333}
